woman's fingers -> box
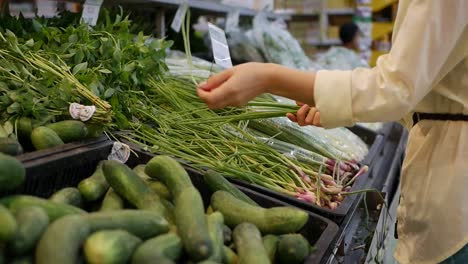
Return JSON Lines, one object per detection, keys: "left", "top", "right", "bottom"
{"left": 305, "top": 107, "right": 317, "bottom": 125}
{"left": 198, "top": 69, "right": 234, "bottom": 91}
{"left": 313, "top": 111, "right": 321, "bottom": 127}
{"left": 198, "top": 86, "right": 230, "bottom": 109}
{"left": 286, "top": 113, "right": 298, "bottom": 122}
{"left": 296, "top": 104, "right": 310, "bottom": 126}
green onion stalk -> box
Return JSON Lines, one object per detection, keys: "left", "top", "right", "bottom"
{"left": 122, "top": 76, "right": 368, "bottom": 209}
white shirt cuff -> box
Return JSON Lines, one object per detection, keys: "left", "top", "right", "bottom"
{"left": 314, "top": 70, "right": 355, "bottom": 128}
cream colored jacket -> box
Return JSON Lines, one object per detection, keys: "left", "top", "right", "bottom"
{"left": 314, "top": 1, "right": 468, "bottom": 263}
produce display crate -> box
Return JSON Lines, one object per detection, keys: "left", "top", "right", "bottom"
{"left": 228, "top": 125, "right": 386, "bottom": 223}
{"left": 2, "top": 137, "right": 112, "bottom": 198}
{"left": 3, "top": 139, "right": 340, "bottom": 264}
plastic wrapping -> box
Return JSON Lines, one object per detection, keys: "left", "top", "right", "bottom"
{"left": 252, "top": 12, "right": 312, "bottom": 70}
{"left": 227, "top": 29, "right": 266, "bottom": 63}
{"left": 357, "top": 122, "right": 384, "bottom": 132}
{"left": 248, "top": 117, "right": 368, "bottom": 162}
{"left": 313, "top": 47, "right": 369, "bottom": 70}
{"left": 165, "top": 50, "right": 223, "bottom": 78}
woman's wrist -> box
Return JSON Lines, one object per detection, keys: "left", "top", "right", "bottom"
{"left": 263, "top": 64, "right": 316, "bottom": 105}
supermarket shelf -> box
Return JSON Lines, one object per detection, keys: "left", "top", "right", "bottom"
{"left": 372, "top": 22, "right": 394, "bottom": 39}
{"left": 371, "top": 0, "right": 398, "bottom": 12}
{"left": 326, "top": 8, "right": 355, "bottom": 15}
{"left": 287, "top": 8, "right": 354, "bottom": 17}
{"left": 111, "top": 0, "right": 276, "bottom": 18}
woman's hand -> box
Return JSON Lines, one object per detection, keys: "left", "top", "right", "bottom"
{"left": 197, "top": 62, "right": 317, "bottom": 109}
{"left": 197, "top": 62, "right": 274, "bottom": 109}
{"left": 287, "top": 102, "right": 322, "bottom": 127}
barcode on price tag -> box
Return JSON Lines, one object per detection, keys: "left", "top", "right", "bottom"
{"left": 81, "top": 0, "right": 104, "bottom": 26}
{"left": 225, "top": 8, "right": 240, "bottom": 32}
{"left": 208, "top": 23, "right": 232, "bottom": 69}
{"left": 171, "top": 2, "right": 189, "bottom": 33}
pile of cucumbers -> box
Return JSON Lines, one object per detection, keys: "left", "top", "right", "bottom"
{"left": 0, "top": 155, "right": 315, "bottom": 264}
{"left": 0, "top": 118, "right": 102, "bottom": 156}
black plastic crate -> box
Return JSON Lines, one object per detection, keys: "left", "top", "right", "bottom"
{"left": 2, "top": 138, "right": 112, "bottom": 198}
{"left": 126, "top": 150, "right": 339, "bottom": 264}
{"left": 4, "top": 140, "right": 339, "bottom": 264}
{"left": 226, "top": 126, "right": 385, "bottom": 223}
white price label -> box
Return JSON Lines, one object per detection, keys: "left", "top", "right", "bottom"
{"left": 171, "top": 2, "right": 189, "bottom": 33}
{"left": 69, "top": 103, "right": 96, "bottom": 122}
{"left": 208, "top": 23, "right": 233, "bottom": 69}
{"left": 81, "top": 0, "right": 103, "bottom": 26}
{"left": 108, "top": 142, "right": 131, "bottom": 164}
{"left": 36, "top": 0, "right": 58, "bottom": 18}
{"left": 225, "top": 9, "right": 240, "bottom": 32}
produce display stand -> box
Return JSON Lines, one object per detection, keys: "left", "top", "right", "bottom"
{"left": 2, "top": 137, "right": 111, "bottom": 198}
{"left": 324, "top": 123, "right": 408, "bottom": 264}
{"left": 228, "top": 125, "right": 386, "bottom": 224}
{"left": 5, "top": 138, "right": 340, "bottom": 264}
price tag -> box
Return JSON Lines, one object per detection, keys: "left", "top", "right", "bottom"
{"left": 81, "top": 0, "right": 104, "bottom": 26}
{"left": 108, "top": 142, "right": 131, "bottom": 164}
{"left": 171, "top": 2, "right": 189, "bottom": 33}
{"left": 225, "top": 8, "right": 240, "bottom": 32}
{"left": 36, "top": 0, "right": 58, "bottom": 18}
{"left": 208, "top": 23, "right": 233, "bottom": 69}
{"left": 69, "top": 103, "right": 96, "bottom": 122}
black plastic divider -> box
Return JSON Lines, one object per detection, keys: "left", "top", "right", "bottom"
{"left": 227, "top": 126, "right": 385, "bottom": 224}
{"left": 2, "top": 138, "right": 114, "bottom": 198}
{"left": 4, "top": 140, "right": 339, "bottom": 264}
{"left": 126, "top": 149, "right": 339, "bottom": 264}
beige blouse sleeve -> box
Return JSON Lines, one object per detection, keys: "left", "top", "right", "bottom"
{"left": 314, "top": 0, "right": 468, "bottom": 128}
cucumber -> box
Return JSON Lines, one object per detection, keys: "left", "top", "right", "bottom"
{"left": 147, "top": 181, "right": 172, "bottom": 201}
{"left": 233, "top": 223, "right": 269, "bottom": 264}
{"left": 222, "top": 246, "right": 239, "bottom": 264}
{"left": 9, "top": 256, "right": 33, "bottom": 264}
{"left": 222, "top": 246, "right": 238, "bottom": 264}
{"left": 223, "top": 225, "right": 232, "bottom": 245}
{"left": 174, "top": 187, "right": 213, "bottom": 261}
{"left": 204, "top": 170, "right": 257, "bottom": 206}
{"left": 206, "top": 206, "right": 214, "bottom": 215}
{"left": 144, "top": 155, "right": 193, "bottom": 196}
{"left": 84, "top": 230, "right": 142, "bottom": 264}
{"left": 198, "top": 261, "right": 221, "bottom": 264}
{"left": 99, "top": 188, "right": 124, "bottom": 211}
{"left": 134, "top": 165, "right": 172, "bottom": 200}
{"left": 85, "top": 123, "right": 104, "bottom": 138}
{"left": 46, "top": 120, "right": 88, "bottom": 143}
{"left": 207, "top": 212, "right": 224, "bottom": 262}
{"left": 78, "top": 162, "right": 109, "bottom": 202}
{"left": 211, "top": 191, "right": 308, "bottom": 234}
{"left": 17, "top": 117, "right": 32, "bottom": 138}
{"left": 36, "top": 215, "right": 90, "bottom": 264}
{"left": 133, "top": 165, "right": 150, "bottom": 180}
{"left": 102, "top": 160, "right": 172, "bottom": 221}
{"left": 0, "top": 138, "right": 23, "bottom": 156}
{"left": 84, "top": 210, "right": 169, "bottom": 239}
{"left": 8, "top": 206, "right": 49, "bottom": 256}
{"left": 133, "top": 256, "right": 175, "bottom": 264}
{"left": 276, "top": 234, "right": 310, "bottom": 264}
{"left": 131, "top": 233, "right": 182, "bottom": 263}
{"left": 0, "top": 195, "right": 86, "bottom": 221}
{"left": 49, "top": 187, "right": 83, "bottom": 207}
{"left": 0, "top": 204, "right": 17, "bottom": 242}
{"left": 30, "top": 126, "right": 64, "bottom": 150}
{"left": 0, "top": 152, "right": 25, "bottom": 192}
{"left": 262, "top": 235, "right": 279, "bottom": 262}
